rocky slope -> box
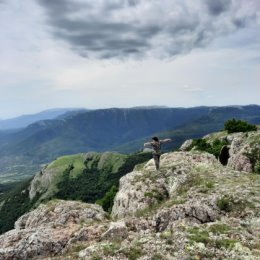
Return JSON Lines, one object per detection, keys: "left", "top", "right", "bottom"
{"left": 0, "top": 131, "right": 259, "bottom": 260}
{"left": 180, "top": 130, "right": 260, "bottom": 173}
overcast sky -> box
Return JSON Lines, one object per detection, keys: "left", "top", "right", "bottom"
{"left": 0, "top": 0, "right": 259, "bottom": 119}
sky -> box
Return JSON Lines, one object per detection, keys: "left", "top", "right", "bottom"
{"left": 0, "top": 0, "right": 259, "bottom": 119}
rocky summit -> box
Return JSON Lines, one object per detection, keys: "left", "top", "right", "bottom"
{"left": 0, "top": 130, "right": 259, "bottom": 260}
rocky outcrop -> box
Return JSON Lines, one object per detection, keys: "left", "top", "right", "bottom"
{"left": 0, "top": 200, "right": 106, "bottom": 260}
{"left": 179, "top": 139, "right": 193, "bottom": 151}
{"left": 112, "top": 151, "right": 218, "bottom": 218}
{"left": 101, "top": 220, "right": 128, "bottom": 241}
{"left": 153, "top": 198, "right": 218, "bottom": 232}
{"left": 226, "top": 132, "right": 260, "bottom": 172}
{"left": 182, "top": 130, "right": 260, "bottom": 173}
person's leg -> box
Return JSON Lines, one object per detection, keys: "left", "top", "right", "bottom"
{"left": 158, "top": 154, "right": 161, "bottom": 169}
{"left": 153, "top": 154, "right": 160, "bottom": 170}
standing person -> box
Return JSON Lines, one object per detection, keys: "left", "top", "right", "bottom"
{"left": 144, "top": 137, "right": 173, "bottom": 170}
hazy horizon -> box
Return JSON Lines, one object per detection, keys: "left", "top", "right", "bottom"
{"left": 1, "top": 103, "right": 260, "bottom": 121}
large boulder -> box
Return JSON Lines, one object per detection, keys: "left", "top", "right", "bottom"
{"left": 112, "top": 151, "right": 218, "bottom": 218}
{"left": 227, "top": 132, "right": 260, "bottom": 172}
{"left": 0, "top": 200, "right": 106, "bottom": 260}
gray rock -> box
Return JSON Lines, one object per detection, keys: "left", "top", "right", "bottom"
{"left": 154, "top": 199, "right": 217, "bottom": 232}
{"left": 101, "top": 220, "right": 128, "bottom": 241}
{"left": 0, "top": 200, "right": 106, "bottom": 260}
{"left": 112, "top": 151, "right": 218, "bottom": 218}
{"left": 227, "top": 132, "right": 260, "bottom": 173}
{"left": 179, "top": 139, "right": 193, "bottom": 151}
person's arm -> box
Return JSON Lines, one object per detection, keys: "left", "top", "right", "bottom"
{"left": 160, "top": 138, "right": 173, "bottom": 144}
{"left": 144, "top": 141, "right": 152, "bottom": 147}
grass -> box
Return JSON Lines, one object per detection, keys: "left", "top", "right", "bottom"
{"left": 134, "top": 201, "right": 162, "bottom": 218}
{"left": 177, "top": 173, "right": 215, "bottom": 196}
{"left": 144, "top": 189, "right": 166, "bottom": 202}
{"left": 97, "top": 152, "right": 128, "bottom": 173}
{"left": 47, "top": 154, "right": 86, "bottom": 178}
{"left": 90, "top": 255, "right": 102, "bottom": 260}
{"left": 102, "top": 243, "right": 121, "bottom": 256}
{"left": 188, "top": 227, "right": 210, "bottom": 245}
{"left": 164, "top": 198, "right": 187, "bottom": 207}
{"left": 69, "top": 243, "right": 88, "bottom": 253}
{"left": 188, "top": 225, "right": 238, "bottom": 252}
{"left": 208, "top": 223, "right": 231, "bottom": 235}
{"left": 151, "top": 253, "right": 164, "bottom": 260}
{"left": 215, "top": 238, "right": 237, "bottom": 249}
{"left": 216, "top": 195, "right": 253, "bottom": 213}
{"left": 122, "top": 244, "right": 144, "bottom": 260}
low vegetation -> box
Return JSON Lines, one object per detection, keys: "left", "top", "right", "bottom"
{"left": 189, "top": 138, "right": 228, "bottom": 159}
{"left": 224, "top": 119, "right": 257, "bottom": 133}
{"left": 216, "top": 195, "right": 253, "bottom": 214}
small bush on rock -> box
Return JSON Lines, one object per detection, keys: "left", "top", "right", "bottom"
{"left": 96, "top": 185, "right": 118, "bottom": 213}
{"left": 190, "top": 138, "right": 228, "bottom": 159}
{"left": 217, "top": 195, "right": 252, "bottom": 213}
{"left": 224, "top": 119, "right": 257, "bottom": 133}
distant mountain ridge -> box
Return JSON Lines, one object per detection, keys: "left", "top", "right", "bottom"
{"left": 0, "top": 105, "right": 259, "bottom": 182}
{"left": 0, "top": 108, "right": 88, "bottom": 130}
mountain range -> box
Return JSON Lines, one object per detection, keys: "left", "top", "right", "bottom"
{"left": 0, "top": 105, "right": 259, "bottom": 182}
{"left": 0, "top": 108, "right": 88, "bottom": 130}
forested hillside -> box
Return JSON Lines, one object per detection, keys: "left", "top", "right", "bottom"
{"left": 0, "top": 151, "right": 151, "bottom": 234}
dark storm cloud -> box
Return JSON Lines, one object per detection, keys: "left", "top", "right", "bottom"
{"left": 36, "top": 0, "right": 259, "bottom": 59}
{"left": 204, "top": 0, "right": 231, "bottom": 16}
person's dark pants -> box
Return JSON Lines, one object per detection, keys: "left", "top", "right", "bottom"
{"left": 153, "top": 154, "right": 161, "bottom": 170}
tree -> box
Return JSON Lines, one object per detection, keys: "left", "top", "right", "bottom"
{"left": 224, "top": 119, "right": 257, "bottom": 134}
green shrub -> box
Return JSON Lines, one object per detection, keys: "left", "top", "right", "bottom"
{"left": 224, "top": 119, "right": 257, "bottom": 134}
{"left": 217, "top": 195, "right": 250, "bottom": 213}
{"left": 256, "top": 164, "right": 260, "bottom": 175}
{"left": 190, "top": 138, "right": 228, "bottom": 159}
{"left": 96, "top": 185, "right": 118, "bottom": 213}
{"left": 217, "top": 196, "right": 234, "bottom": 212}
{"left": 205, "top": 181, "right": 214, "bottom": 189}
